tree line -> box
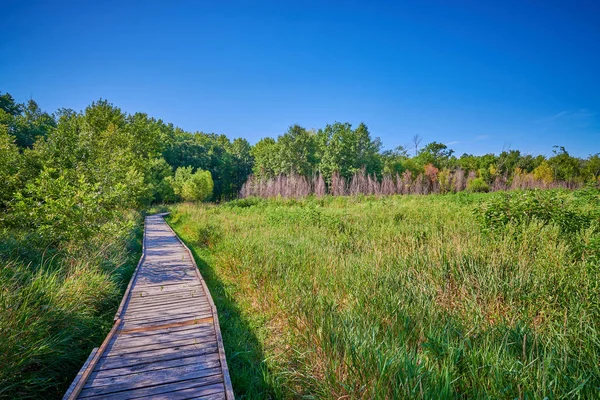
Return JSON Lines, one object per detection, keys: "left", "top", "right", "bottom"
{"left": 245, "top": 122, "right": 599, "bottom": 198}
{"left": 2, "top": 91, "right": 599, "bottom": 228}
{"left": 1, "top": 92, "right": 257, "bottom": 243}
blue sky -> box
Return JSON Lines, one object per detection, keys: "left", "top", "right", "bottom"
{"left": 1, "top": 0, "right": 599, "bottom": 157}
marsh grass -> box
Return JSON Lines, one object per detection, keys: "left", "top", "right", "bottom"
{"left": 0, "top": 211, "right": 143, "bottom": 399}
{"left": 169, "top": 190, "right": 600, "bottom": 399}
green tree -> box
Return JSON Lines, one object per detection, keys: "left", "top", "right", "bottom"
{"left": 170, "top": 166, "right": 214, "bottom": 202}
{"left": 415, "top": 142, "right": 454, "bottom": 169}
{"left": 229, "top": 138, "right": 254, "bottom": 196}
{"left": 276, "top": 125, "right": 318, "bottom": 176}
{"left": 548, "top": 146, "right": 581, "bottom": 182}
{"left": 533, "top": 161, "right": 554, "bottom": 184}
{"left": 0, "top": 94, "right": 55, "bottom": 149}
{"left": 251, "top": 137, "right": 279, "bottom": 179}
{"left": 381, "top": 146, "right": 408, "bottom": 175}
{"left": 318, "top": 122, "right": 382, "bottom": 181}
{"left": 582, "top": 153, "right": 600, "bottom": 182}
{"left": 0, "top": 127, "right": 22, "bottom": 209}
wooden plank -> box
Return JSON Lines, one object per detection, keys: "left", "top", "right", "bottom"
{"left": 130, "top": 285, "right": 204, "bottom": 297}
{"left": 96, "top": 342, "right": 219, "bottom": 370}
{"left": 127, "top": 291, "right": 206, "bottom": 306}
{"left": 81, "top": 379, "right": 224, "bottom": 400}
{"left": 127, "top": 293, "right": 208, "bottom": 306}
{"left": 190, "top": 393, "right": 227, "bottom": 400}
{"left": 120, "top": 311, "right": 214, "bottom": 328}
{"left": 119, "top": 317, "right": 214, "bottom": 335}
{"left": 124, "top": 298, "right": 211, "bottom": 314}
{"left": 115, "top": 322, "right": 213, "bottom": 341}
{"left": 78, "top": 366, "right": 223, "bottom": 397}
{"left": 85, "top": 358, "right": 222, "bottom": 388}
{"left": 146, "top": 384, "right": 225, "bottom": 400}
{"left": 103, "top": 334, "right": 217, "bottom": 357}
{"left": 87, "top": 352, "right": 220, "bottom": 380}
{"left": 131, "top": 284, "right": 201, "bottom": 296}
{"left": 111, "top": 326, "right": 214, "bottom": 349}
{"left": 133, "top": 280, "right": 200, "bottom": 290}
{"left": 122, "top": 304, "right": 212, "bottom": 321}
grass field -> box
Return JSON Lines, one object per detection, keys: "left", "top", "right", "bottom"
{"left": 0, "top": 212, "right": 143, "bottom": 399}
{"left": 167, "top": 189, "right": 600, "bottom": 399}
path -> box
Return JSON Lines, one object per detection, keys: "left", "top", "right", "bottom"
{"left": 64, "top": 214, "right": 234, "bottom": 400}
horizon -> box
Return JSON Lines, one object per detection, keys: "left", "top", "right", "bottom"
{"left": 1, "top": 0, "right": 599, "bottom": 158}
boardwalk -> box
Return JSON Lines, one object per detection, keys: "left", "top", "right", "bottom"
{"left": 65, "top": 214, "right": 234, "bottom": 400}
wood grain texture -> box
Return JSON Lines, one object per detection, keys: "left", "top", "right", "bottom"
{"left": 66, "top": 214, "right": 234, "bottom": 399}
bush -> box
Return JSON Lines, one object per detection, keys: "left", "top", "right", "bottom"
{"left": 169, "top": 166, "right": 214, "bottom": 202}
{"left": 467, "top": 177, "right": 489, "bottom": 193}
{"left": 476, "top": 189, "right": 597, "bottom": 235}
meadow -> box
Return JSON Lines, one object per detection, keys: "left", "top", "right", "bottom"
{"left": 167, "top": 189, "right": 600, "bottom": 399}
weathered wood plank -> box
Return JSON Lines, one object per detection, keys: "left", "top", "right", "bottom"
{"left": 120, "top": 311, "right": 214, "bottom": 328}
{"left": 115, "top": 321, "right": 214, "bottom": 339}
{"left": 146, "top": 384, "right": 225, "bottom": 400}
{"left": 79, "top": 367, "right": 223, "bottom": 397}
{"left": 122, "top": 304, "right": 212, "bottom": 321}
{"left": 85, "top": 358, "right": 222, "bottom": 388}
{"left": 81, "top": 379, "right": 224, "bottom": 400}
{"left": 128, "top": 293, "right": 205, "bottom": 305}
{"left": 131, "top": 282, "right": 201, "bottom": 295}
{"left": 119, "top": 317, "right": 213, "bottom": 335}
{"left": 111, "top": 326, "right": 214, "bottom": 349}
{"left": 123, "top": 300, "right": 211, "bottom": 316}
{"left": 120, "top": 312, "right": 214, "bottom": 330}
{"left": 87, "top": 352, "right": 220, "bottom": 380}
{"left": 103, "top": 334, "right": 217, "bottom": 357}
{"left": 127, "top": 294, "right": 209, "bottom": 307}
{"left": 96, "top": 342, "right": 219, "bottom": 370}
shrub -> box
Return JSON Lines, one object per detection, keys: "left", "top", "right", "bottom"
{"left": 467, "top": 177, "right": 489, "bottom": 193}
{"left": 170, "top": 166, "right": 214, "bottom": 202}
{"left": 476, "top": 189, "right": 597, "bottom": 235}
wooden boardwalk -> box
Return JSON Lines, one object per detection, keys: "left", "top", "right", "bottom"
{"left": 65, "top": 214, "right": 234, "bottom": 400}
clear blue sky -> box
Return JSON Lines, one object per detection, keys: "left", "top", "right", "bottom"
{"left": 1, "top": 0, "right": 599, "bottom": 157}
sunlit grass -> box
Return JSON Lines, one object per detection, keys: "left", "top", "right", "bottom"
{"left": 168, "top": 191, "right": 599, "bottom": 399}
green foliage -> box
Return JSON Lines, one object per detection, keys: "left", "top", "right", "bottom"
{"left": 0, "top": 127, "right": 22, "bottom": 210}
{"left": 170, "top": 166, "right": 214, "bottom": 202}
{"left": 532, "top": 160, "right": 554, "bottom": 184}
{"left": 250, "top": 137, "right": 278, "bottom": 179}
{"left": 476, "top": 189, "right": 598, "bottom": 235}
{"left": 0, "top": 212, "right": 142, "bottom": 398}
{"left": 415, "top": 141, "right": 454, "bottom": 169}
{"left": 165, "top": 131, "right": 253, "bottom": 200}
{"left": 582, "top": 153, "right": 600, "bottom": 182}
{"left": 318, "top": 122, "right": 382, "bottom": 181}
{"left": 548, "top": 146, "right": 581, "bottom": 182}
{"left": 467, "top": 177, "right": 489, "bottom": 192}
{"left": 0, "top": 93, "right": 55, "bottom": 149}
{"left": 381, "top": 146, "right": 409, "bottom": 175}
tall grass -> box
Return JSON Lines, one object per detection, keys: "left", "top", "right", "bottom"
{"left": 0, "top": 211, "right": 143, "bottom": 399}
{"left": 168, "top": 190, "right": 600, "bottom": 399}
{"left": 240, "top": 170, "right": 582, "bottom": 199}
